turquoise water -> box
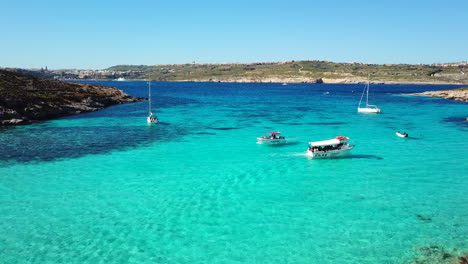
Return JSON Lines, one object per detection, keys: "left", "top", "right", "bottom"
{"left": 1, "top": 82, "right": 467, "bottom": 263}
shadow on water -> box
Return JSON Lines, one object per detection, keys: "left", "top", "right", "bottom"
{"left": 282, "top": 141, "right": 302, "bottom": 147}
{"left": 196, "top": 132, "right": 217, "bottom": 135}
{"left": 400, "top": 136, "right": 418, "bottom": 140}
{"left": 442, "top": 116, "right": 468, "bottom": 131}
{"left": 258, "top": 141, "right": 301, "bottom": 147}
{"left": 349, "top": 154, "right": 384, "bottom": 160}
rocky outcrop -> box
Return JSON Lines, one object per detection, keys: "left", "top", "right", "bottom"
{"left": 409, "top": 87, "right": 468, "bottom": 102}
{"left": 0, "top": 70, "right": 144, "bottom": 126}
{"left": 410, "top": 246, "right": 468, "bottom": 264}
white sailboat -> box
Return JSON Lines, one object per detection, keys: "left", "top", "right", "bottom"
{"left": 357, "top": 77, "right": 381, "bottom": 113}
{"left": 147, "top": 81, "right": 159, "bottom": 124}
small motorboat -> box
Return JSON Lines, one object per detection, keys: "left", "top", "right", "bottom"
{"left": 257, "top": 132, "right": 286, "bottom": 144}
{"left": 396, "top": 132, "right": 408, "bottom": 138}
{"left": 306, "top": 136, "right": 354, "bottom": 158}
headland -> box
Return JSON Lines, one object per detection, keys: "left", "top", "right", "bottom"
{"left": 409, "top": 87, "right": 468, "bottom": 102}
{"left": 0, "top": 70, "right": 144, "bottom": 126}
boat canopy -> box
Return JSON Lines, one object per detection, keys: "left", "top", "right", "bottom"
{"left": 309, "top": 136, "right": 349, "bottom": 147}
{"left": 309, "top": 139, "right": 341, "bottom": 147}
{"left": 268, "top": 132, "right": 281, "bottom": 135}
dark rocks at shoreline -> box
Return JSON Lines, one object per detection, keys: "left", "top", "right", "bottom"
{"left": 0, "top": 70, "right": 145, "bottom": 126}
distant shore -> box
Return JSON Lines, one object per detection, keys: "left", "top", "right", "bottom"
{"left": 5, "top": 60, "right": 468, "bottom": 85}
{"left": 72, "top": 78, "right": 466, "bottom": 85}
{"left": 409, "top": 87, "right": 468, "bottom": 102}
{"left": 175, "top": 77, "right": 467, "bottom": 85}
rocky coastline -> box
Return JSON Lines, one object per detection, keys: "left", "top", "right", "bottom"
{"left": 0, "top": 70, "right": 145, "bottom": 126}
{"left": 409, "top": 87, "right": 468, "bottom": 102}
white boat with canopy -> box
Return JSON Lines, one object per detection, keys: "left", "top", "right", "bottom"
{"left": 358, "top": 77, "right": 381, "bottom": 114}
{"left": 306, "top": 136, "right": 354, "bottom": 158}
{"left": 147, "top": 81, "right": 159, "bottom": 124}
{"left": 257, "top": 132, "right": 286, "bottom": 144}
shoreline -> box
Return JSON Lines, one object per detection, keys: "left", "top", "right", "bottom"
{"left": 70, "top": 78, "right": 467, "bottom": 85}
{"left": 409, "top": 87, "right": 468, "bottom": 102}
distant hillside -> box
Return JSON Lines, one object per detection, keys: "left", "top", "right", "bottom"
{"left": 0, "top": 70, "right": 144, "bottom": 126}
{"left": 106, "top": 60, "right": 468, "bottom": 84}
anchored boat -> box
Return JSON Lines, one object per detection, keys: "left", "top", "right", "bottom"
{"left": 147, "top": 81, "right": 159, "bottom": 124}
{"left": 306, "top": 136, "right": 354, "bottom": 158}
{"left": 257, "top": 132, "right": 286, "bottom": 144}
{"left": 396, "top": 131, "right": 408, "bottom": 138}
{"left": 358, "top": 77, "right": 381, "bottom": 114}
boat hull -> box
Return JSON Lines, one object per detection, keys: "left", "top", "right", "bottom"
{"left": 257, "top": 138, "right": 286, "bottom": 144}
{"left": 147, "top": 116, "right": 158, "bottom": 124}
{"left": 358, "top": 107, "right": 381, "bottom": 114}
{"left": 396, "top": 132, "right": 408, "bottom": 138}
{"left": 306, "top": 146, "right": 353, "bottom": 158}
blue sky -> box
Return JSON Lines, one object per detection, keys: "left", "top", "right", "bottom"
{"left": 1, "top": 0, "right": 467, "bottom": 69}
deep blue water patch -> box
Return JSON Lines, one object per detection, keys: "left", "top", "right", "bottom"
{"left": 442, "top": 116, "right": 468, "bottom": 131}
{"left": 0, "top": 123, "right": 187, "bottom": 163}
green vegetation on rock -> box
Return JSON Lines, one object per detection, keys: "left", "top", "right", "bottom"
{"left": 106, "top": 60, "right": 468, "bottom": 84}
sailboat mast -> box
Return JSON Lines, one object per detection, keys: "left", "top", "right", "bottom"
{"left": 366, "top": 75, "right": 370, "bottom": 106}
{"left": 366, "top": 82, "right": 369, "bottom": 106}
{"left": 148, "top": 81, "right": 152, "bottom": 114}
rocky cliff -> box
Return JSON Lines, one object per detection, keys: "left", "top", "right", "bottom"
{"left": 0, "top": 70, "right": 144, "bottom": 126}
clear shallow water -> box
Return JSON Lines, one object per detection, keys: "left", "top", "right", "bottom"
{"left": 0, "top": 82, "right": 467, "bottom": 263}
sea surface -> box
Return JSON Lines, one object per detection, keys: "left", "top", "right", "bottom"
{"left": 1, "top": 81, "right": 467, "bottom": 264}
